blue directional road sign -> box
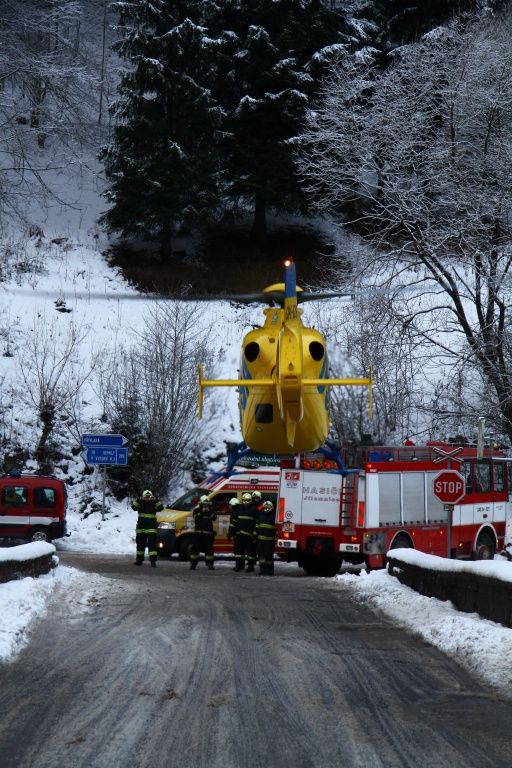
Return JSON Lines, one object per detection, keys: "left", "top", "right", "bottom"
{"left": 82, "top": 433, "right": 128, "bottom": 448}
{"left": 86, "top": 447, "right": 128, "bottom": 466}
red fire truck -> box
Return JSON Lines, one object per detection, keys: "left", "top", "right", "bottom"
{"left": 276, "top": 443, "right": 510, "bottom": 576}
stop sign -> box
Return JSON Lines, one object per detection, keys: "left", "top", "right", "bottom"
{"left": 432, "top": 469, "right": 465, "bottom": 504}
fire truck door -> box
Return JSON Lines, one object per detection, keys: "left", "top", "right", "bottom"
{"left": 300, "top": 472, "right": 342, "bottom": 527}
{"left": 279, "top": 470, "right": 304, "bottom": 528}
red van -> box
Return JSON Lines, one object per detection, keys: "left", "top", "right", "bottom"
{"left": 0, "top": 473, "right": 67, "bottom": 543}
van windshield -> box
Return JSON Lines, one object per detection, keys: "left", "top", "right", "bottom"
{"left": 169, "top": 487, "right": 203, "bottom": 511}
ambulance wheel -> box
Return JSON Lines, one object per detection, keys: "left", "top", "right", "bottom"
{"left": 27, "top": 527, "right": 51, "bottom": 543}
{"left": 474, "top": 533, "right": 495, "bottom": 560}
{"left": 178, "top": 537, "right": 194, "bottom": 561}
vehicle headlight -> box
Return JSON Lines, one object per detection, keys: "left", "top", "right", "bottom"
{"left": 158, "top": 522, "right": 176, "bottom": 530}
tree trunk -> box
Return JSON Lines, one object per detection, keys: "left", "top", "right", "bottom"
{"left": 252, "top": 194, "right": 267, "bottom": 241}
{"left": 35, "top": 406, "right": 55, "bottom": 471}
{"left": 160, "top": 220, "right": 173, "bottom": 261}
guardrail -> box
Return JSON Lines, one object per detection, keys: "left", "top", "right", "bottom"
{"left": 386, "top": 548, "right": 512, "bottom": 628}
{"left": 0, "top": 542, "right": 57, "bottom": 584}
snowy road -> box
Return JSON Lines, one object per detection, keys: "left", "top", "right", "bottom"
{"left": 0, "top": 554, "right": 511, "bottom": 768}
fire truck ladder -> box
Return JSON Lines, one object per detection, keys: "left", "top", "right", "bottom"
{"left": 340, "top": 472, "right": 358, "bottom": 530}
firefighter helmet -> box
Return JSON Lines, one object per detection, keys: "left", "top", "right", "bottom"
{"left": 262, "top": 500, "right": 274, "bottom": 512}
{"left": 200, "top": 494, "right": 210, "bottom": 503}
{"left": 142, "top": 490, "right": 154, "bottom": 499}
{"left": 229, "top": 497, "right": 240, "bottom": 507}
{"left": 251, "top": 490, "right": 262, "bottom": 501}
{"left": 241, "top": 492, "right": 252, "bottom": 503}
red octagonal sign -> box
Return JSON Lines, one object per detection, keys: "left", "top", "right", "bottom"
{"left": 433, "top": 469, "right": 465, "bottom": 504}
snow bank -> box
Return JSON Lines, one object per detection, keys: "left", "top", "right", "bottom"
{"left": 388, "top": 547, "right": 512, "bottom": 583}
{"left": 0, "top": 542, "right": 55, "bottom": 562}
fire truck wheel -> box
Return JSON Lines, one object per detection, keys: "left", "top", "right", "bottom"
{"left": 301, "top": 555, "right": 342, "bottom": 577}
{"left": 474, "top": 533, "right": 495, "bottom": 561}
{"left": 178, "top": 537, "right": 194, "bottom": 561}
{"left": 389, "top": 533, "right": 413, "bottom": 550}
{"left": 27, "top": 526, "right": 51, "bottom": 543}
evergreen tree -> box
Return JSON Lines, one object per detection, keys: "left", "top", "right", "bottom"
{"left": 101, "top": 0, "right": 222, "bottom": 259}
{"left": 351, "top": 0, "right": 510, "bottom": 61}
{"left": 209, "top": 0, "right": 349, "bottom": 238}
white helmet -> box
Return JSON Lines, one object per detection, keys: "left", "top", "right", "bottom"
{"left": 229, "top": 497, "right": 240, "bottom": 507}
{"left": 262, "top": 500, "right": 274, "bottom": 512}
{"left": 241, "top": 492, "right": 252, "bottom": 503}
{"left": 252, "top": 490, "right": 262, "bottom": 501}
{"left": 200, "top": 494, "right": 210, "bottom": 503}
{"left": 142, "top": 490, "right": 154, "bottom": 499}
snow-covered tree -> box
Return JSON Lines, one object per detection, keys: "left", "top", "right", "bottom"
{"left": 209, "top": 0, "right": 350, "bottom": 237}
{"left": 101, "top": 0, "right": 222, "bottom": 259}
{"left": 97, "top": 302, "right": 214, "bottom": 497}
{"left": 298, "top": 15, "right": 512, "bottom": 443}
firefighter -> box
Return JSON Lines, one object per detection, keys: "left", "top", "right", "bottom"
{"left": 255, "top": 500, "right": 276, "bottom": 575}
{"left": 190, "top": 495, "right": 217, "bottom": 570}
{"left": 132, "top": 489, "right": 163, "bottom": 567}
{"left": 229, "top": 491, "right": 257, "bottom": 572}
{"left": 251, "top": 490, "right": 262, "bottom": 508}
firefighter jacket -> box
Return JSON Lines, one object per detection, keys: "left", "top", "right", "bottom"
{"left": 131, "top": 497, "right": 164, "bottom": 533}
{"left": 229, "top": 502, "right": 257, "bottom": 538}
{"left": 255, "top": 506, "right": 276, "bottom": 542}
{"left": 193, "top": 504, "right": 216, "bottom": 535}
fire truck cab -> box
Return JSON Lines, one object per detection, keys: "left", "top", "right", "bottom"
{"left": 276, "top": 443, "right": 510, "bottom": 575}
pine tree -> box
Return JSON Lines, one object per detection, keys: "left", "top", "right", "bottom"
{"left": 352, "top": 0, "right": 509, "bottom": 60}
{"left": 209, "top": 0, "right": 349, "bottom": 238}
{"left": 101, "top": 0, "right": 222, "bottom": 259}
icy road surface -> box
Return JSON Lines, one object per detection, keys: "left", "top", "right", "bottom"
{"left": 0, "top": 554, "right": 511, "bottom": 768}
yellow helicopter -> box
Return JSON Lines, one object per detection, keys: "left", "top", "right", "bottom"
{"left": 198, "top": 260, "right": 373, "bottom": 454}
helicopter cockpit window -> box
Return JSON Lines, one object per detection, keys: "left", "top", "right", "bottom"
{"left": 244, "top": 342, "right": 260, "bottom": 362}
{"left": 309, "top": 341, "right": 325, "bottom": 361}
{"left": 255, "top": 404, "right": 273, "bottom": 423}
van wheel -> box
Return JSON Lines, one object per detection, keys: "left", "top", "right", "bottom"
{"left": 28, "top": 527, "right": 51, "bottom": 543}
{"left": 178, "top": 537, "right": 194, "bottom": 561}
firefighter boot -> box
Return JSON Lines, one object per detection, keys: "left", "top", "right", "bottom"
{"left": 246, "top": 564, "right": 255, "bottom": 573}
{"left": 190, "top": 562, "right": 197, "bottom": 570}
{"left": 133, "top": 559, "right": 143, "bottom": 566}
{"left": 150, "top": 560, "right": 157, "bottom": 568}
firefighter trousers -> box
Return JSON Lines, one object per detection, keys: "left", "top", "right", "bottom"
{"left": 135, "top": 531, "right": 157, "bottom": 563}
{"left": 234, "top": 534, "right": 256, "bottom": 570}
{"left": 190, "top": 533, "right": 214, "bottom": 567}
{"left": 257, "top": 539, "right": 275, "bottom": 575}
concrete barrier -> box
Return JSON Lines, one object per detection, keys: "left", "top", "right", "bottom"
{"left": 387, "top": 548, "right": 512, "bottom": 628}
{"left": 0, "top": 542, "right": 57, "bottom": 584}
